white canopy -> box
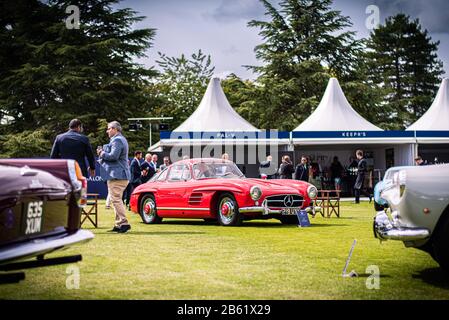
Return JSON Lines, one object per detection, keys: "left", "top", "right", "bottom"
{"left": 293, "top": 78, "right": 383, "bottom": 131}
{"left": 407, "top": 78, "right": 449, "bottom": 131}
{"left": 173, "top": 77, "right": 259, "bottom": 132}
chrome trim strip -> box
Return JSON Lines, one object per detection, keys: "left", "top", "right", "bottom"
{"left": 157, "top": 207, "right": 209, "bottom": 211}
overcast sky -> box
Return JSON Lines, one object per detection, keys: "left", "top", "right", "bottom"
{"left": 118, "top": 0, "right": 449, "bottom": 80}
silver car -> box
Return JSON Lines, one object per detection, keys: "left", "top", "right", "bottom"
{"left": 373, "top": 164, "right": 449, "bottom": 272}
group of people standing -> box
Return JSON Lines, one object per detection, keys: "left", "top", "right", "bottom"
{"left": 126, "top": 151, "right": 171, "bottom": 205}
{"left": 50, "top": 118, "right": 170, "bottom": 234}
{"left": 261, "top": 149, "right": 372, "bottom": 204}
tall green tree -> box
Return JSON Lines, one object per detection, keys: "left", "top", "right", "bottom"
{"left": 0, "top": 0, "right": 157, "bottom": 155}
{"left": 245, "top": 0, "right": 362, "bottom": 130}
{"left": 365, "top": 14, "right": 444, "bottom": 129}
{"left": 152, "top": 50, "right": 215, "bottom": 130}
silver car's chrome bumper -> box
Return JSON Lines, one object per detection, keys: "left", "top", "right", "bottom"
{"left": 239, "top": 205, "right": 321, "bottom": 215}
{"left": 373, "top": 211, "right": 430, "bottom": 241}
{"left": 0, "top": 229, "right": 94, "bottom": 264}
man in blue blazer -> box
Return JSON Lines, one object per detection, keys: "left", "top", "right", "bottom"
{"left": 98, "top": 121, "right": 131, "bottom": 233}
{"left": 50, "top": 119, "right": 96, "bottom": 177}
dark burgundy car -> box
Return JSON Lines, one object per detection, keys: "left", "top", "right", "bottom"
{"left": 0, "top": 159, "right": 94, "bottom": 283}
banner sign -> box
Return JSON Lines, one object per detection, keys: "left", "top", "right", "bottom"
{"left": 160, "top": 131, "right": 290, "bottom": 140}
{"left": 291, "top": 131, "right": 415, "bottom": 139}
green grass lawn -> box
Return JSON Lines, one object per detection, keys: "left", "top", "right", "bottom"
{"left": 1, "top": 201, "right": 449, "bottom": 300}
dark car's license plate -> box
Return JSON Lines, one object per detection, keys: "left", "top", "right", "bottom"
{"left": 22, "top": 201, "right": 45, "bottom": 235}
{"left": 281, "top": 208, "right": 299, "bottom": 215}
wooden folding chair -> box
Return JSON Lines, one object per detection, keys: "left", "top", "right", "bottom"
{"left": 328, "top": 190, "right": 341, "bottom": 218}
{"left": 314, "top": 190, "right": 330, "bottom": 218}
{"left": 80, "top": 193, "right": 99, "bottom": 228}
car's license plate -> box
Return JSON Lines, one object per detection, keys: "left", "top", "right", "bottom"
{"left": 22, "top": 201, "right": 45, "bottom": 235}
{"left": 281, "top": 208, "right": 299, "bottom": 215}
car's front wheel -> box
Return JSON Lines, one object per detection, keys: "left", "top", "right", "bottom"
{"left": 373, "top": 201, "right": 385, "bottom": 212}
{"left": 432, "top": 214, "right": 449, "bottom": 273}
{"left": 140, "top": 194, "right": 162, "bottom": 224}
{"left": 217, "top": 193, "right": 242, "bottom": 226}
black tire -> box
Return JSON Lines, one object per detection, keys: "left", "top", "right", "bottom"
{"left": 432, "top": 215, "right": 449, "bottom": 273}
{"left": 373, "top": 201, "right": 385, "bottom": 212}
{"left": 217, "top": 193, "right": 242, "bottom": 226}
{"left": 279, "top": 216, "right": 299, "bottom": 225}
{"left": 140, "top": 194, "right": 162, "bottom": 224}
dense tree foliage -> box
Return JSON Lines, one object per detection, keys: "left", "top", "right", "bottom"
{"left": 0, "top": 0, "right": 157, "bottom": 155}
{"left": 241, "top": 0, "right": 363, "bottom": 130}
{"left": 365, "top": 14, "right": 444, "bottom": 129}
{"left": 151, "top": 50, "right": 215, "bottom": 130}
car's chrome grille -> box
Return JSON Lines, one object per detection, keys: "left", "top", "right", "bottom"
{"left": 264, "top": 195, "right": 303, "bottom": 208}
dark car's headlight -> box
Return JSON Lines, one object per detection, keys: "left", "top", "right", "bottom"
{"left": 250, "top": 186, "right": 262, "bottom": 200}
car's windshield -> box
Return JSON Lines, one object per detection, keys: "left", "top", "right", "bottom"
{"left": 149, "top": 168, "right": 167, "bottom": 182}
{"left": 193, "top": 162, "right": 244, "bottom": 179}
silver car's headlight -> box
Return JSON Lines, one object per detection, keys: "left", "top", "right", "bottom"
{"left": 250, "top": 186, "right": 262, "bottom": 200}
{"left": 382, "top": 170, "right": 407, "bottom": 205}
{"left": 307, "top": 185, "right": 318, "bottom": 199}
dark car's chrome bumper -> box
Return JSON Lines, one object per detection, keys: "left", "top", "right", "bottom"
{"left": 373, "top": 211, "right": 430, "bottom": 241}
{"left": 0, "top": 229, "right": 94, "bottom": 264}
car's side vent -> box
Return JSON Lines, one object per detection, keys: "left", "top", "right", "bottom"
{"left": 189, "top": 193, "right": 203, "bottom": 205}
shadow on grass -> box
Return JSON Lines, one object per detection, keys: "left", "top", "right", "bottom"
{"left": 308, "top": 223, "right": 349, "bottom": 227}
{"left": 412, "top": 268, "right": 449, "bottom": 289}
{"left": 161, "top": 220, "right": 284, "bottom": 228}
{"left": 102, "top": 231, "right": 206, "bottom": 235}
{"left": 351, "top": 273, "right": 391, "bottom": 278}
{"left": 154, "top": 220, "right": 350, "bottom": 228}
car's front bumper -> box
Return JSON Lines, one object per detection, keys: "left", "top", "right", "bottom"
{"left": 373, "top": 211, "right": 430, "bottom": 241}
{"left": 0, "top": 229, "right": 94, "bottom": 264}
{"left": 239, "top": 205, "right": 321, "bottom": 215}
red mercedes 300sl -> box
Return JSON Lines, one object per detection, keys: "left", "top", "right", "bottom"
{"left": 130, "top": 158, "right": 320, "bottom": 226}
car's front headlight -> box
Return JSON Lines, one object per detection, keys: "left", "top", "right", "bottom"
{"left": 250, "top": 186, "right": 262, "bottom": 200}
{"left": 307, "top": 185, "right": 318, "bottom": 199}
{"left": 382, "top": 170, "right": 407, "bottom": 205}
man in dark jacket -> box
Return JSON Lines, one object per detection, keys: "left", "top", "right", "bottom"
{"left": 141, "top": 153, "right": 156, "bottom": 183}
{"left": 124, "top": 151, "right": 143, "bottom": 208}
{"left": 354, "top": 150, "right": 372, "bottom": 204}
{"left": 279, "top": 155, "right": 295, "bottom": 179}
{"left": 50, "top": 119, "right": 95, "bottom": 177}
{"left": 259, "top": 155, "right": 276, "bottom": 179}
{"left": 130, "top": 151, "right": 143, "bottom": 186}
{"left": 294, "top": 156, "right": 310, "bottom": 182}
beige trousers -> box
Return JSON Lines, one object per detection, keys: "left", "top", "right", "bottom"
{"left": 107, "top": 180, "right": 130, "bottom": 227}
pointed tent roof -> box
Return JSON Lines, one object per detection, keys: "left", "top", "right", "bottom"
{"left": 407, "top": 78, "right": 449, "bottom": 131}
{"left": 173, "top": 77, "right": 259, "bottom": 132}
{"left": 293, "top": 78, "right": 383, "bottom": 131}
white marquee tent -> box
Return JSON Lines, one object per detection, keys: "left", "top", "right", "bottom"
{"left": 174, "top": 77, "right": 259, "bottom": 132}
{"left": 293, "top": 78, "right": 383, "bottom": 132}
{"left": 407, "top": 78, "right": 449, "bottom": 132}
{"left": 292, "top": 78, "right": 415, "bottom": 180}
{"left": 406, "top": 78, "right": 449, "bottom": 163}
{"left": 157, "top": 77, "right": 287, "bottom": 177}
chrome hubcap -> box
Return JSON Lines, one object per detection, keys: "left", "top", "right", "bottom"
{"left": 143, "top": 199, "right": 156, "bottom": 221}
{"left": 219, "top": 198, "right": 235, "bottom": 224}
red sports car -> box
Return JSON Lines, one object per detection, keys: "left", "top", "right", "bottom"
{"left": 130, "top": 158, "right": 320, "bottom": 226}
